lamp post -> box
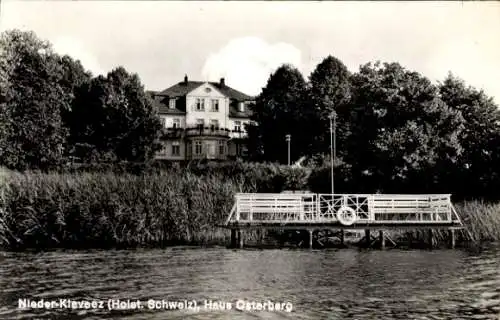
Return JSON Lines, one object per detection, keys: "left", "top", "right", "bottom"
{"left": 285, "top": 134, "right": 291, "bottom": 165}
{"left": 328, "top": 111, "right": 337, "bottom": 194}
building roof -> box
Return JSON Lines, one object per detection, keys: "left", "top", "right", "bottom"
{"left": 157, "top": 80, "right": 254, "bottom": 102}
{"left": 148, "top": 77, "right": 255, "bottom": 117}
{"left": 147, "top": 91, "right": 186, "bottom": 115}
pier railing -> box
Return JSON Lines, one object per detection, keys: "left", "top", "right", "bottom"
{"left": 225, "top": 193, "right": 463, "bottom": 227}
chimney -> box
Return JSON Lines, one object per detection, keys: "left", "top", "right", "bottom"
{"left": 184, "top": 74, "right": 188, "bottom": 84}
{"left": 220, "top": 78, "right": 225, "bottom": 87}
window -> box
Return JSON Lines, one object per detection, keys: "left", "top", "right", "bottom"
{"left": 208, "top": 142, "right": 215, "bottom": 156}
{"left": 234, "top": 121, "right": 241, "bottom": 132}
{"left": 211, "top": 99, "right": 219, "bottom": 112}
{"left": 219, "top": 141, "right": 225, "bottom": 155}
{"left": 195, "top": 98, "right": 205, "bottom": 111}
{"left": 169, "top": 98, "right": 176, "bottom": 109}
{"left": 158, "top": 143, "right": 168, "bottom": 155}
{"left": 210, "top": 119, "right": 219, "bottom": 130}
{"left": 171, "top": 141, "right": 180, "bottom": 156}
{"left": 236, "top": 144, "right": 248, "bottom": 157}
{"left": 194, "top": 141, "right": 203, "bottom": 155}
{"left": 238, "top": 102, "right": 245, "bottom": 112}
{"left": 196, "top": 119, "right": 205, "bottom": 129}
{"left": 173, "top": 118, "right": 181, "bottom": 129}
{"left": 241, "top": 147, "right": 248, "bottom": 157}
{"left": 163, "top": 117, "right": 168, "bottom": 128}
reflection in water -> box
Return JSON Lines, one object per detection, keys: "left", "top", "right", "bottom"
{"left": 0, "top": 245, "right": 499, "bottom": 319}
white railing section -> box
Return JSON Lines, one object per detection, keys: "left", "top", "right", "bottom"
{"left": 232, "top": 193, "right": 318, "bottom": 223}
{"left": 225, "top": 193, "right": 462, "bottom": 225}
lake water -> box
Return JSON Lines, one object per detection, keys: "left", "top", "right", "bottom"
{"left": 0, "top": 245, "right": 499, "bottom": 320}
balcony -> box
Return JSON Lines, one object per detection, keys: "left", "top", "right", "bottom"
{"left": 161, "top": 127, "right": 184, "bottom": 139}
{"left": 161, "top": 126, "right": 248, "bottom": 140}
{"left": 185, "top": 126, "right": 231, "bottom": 138}
{"left": 229, "top": 130, "right": 247, "bottom": 139}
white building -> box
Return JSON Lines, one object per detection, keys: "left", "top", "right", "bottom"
{"left": 149, "top": 75, "right": 255, "bottom": 161}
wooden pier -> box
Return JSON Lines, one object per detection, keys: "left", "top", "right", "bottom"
{"left": 222, "top": 192, "right": 465, "bottom": 249}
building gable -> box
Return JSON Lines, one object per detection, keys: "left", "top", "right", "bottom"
{"left": 187, "top": 82, "right": 226, "bottom": 98}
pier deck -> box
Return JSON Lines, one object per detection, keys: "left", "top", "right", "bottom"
{"left": 222, "top": 193, "right": 465, "bottom": 248}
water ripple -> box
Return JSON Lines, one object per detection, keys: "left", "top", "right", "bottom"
{"left": 0, "top": 245, "right": 499, "bottom": 319}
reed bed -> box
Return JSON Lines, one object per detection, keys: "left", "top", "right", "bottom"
{"left": 0, "top": 164, "right": 308, "bottom": 250}
{"left": 0, "top": 164, "right": 499, "bottom": 250}
{"left": 454, "top": 201, "right": 500, "bottom": 242}
{"left": 0, "top": 170, "right": 239, "bottom": 249}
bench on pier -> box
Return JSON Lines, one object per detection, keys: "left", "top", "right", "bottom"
{"left": 225, "top": 193, "right": 463, "bottom": 227}
{"left": 234, "top": 193, "right": 316, "bottom": 222}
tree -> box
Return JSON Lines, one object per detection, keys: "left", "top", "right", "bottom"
{"left": 247, "top": 64, "right": 309, "bottom": 163}
{"left": 69, "top": 67, "right": 162, "bottom": 163}
{"left": 347, "top": 62, "right": 465, "bottom": 192}
{"left": 307, "top": 55, "right": 352, "bottom": 156}
{"left": 59, "top": 55, "right": 92, "bottom": 101}
{"left": 58, "top": 55, "right": 93, "bottom": 160}
{"left": 0, "top": 30, "right": 69, "bottom": 170}
{"left": 439, "top": 74, "right": 500, "bottom": 198}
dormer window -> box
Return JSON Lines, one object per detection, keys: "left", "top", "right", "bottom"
{"left": 169, "top": 98, "right": 176, "bottom": 109}
{"left": 238, "top": 102, "right": 245, "bottom": 112}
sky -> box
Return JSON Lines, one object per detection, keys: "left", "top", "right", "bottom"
{"left": 1, "top": 1, "right": 499, "bottom": 104}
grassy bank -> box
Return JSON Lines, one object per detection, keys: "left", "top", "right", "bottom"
{"left": 0, "top": 166, "right": 499, "bottom": 250}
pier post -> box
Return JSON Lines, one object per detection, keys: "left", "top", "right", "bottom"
{"left": 427, "top": 229, "right": 434, "bottom": 249}
{"left": 238, "top": 229, "right": 244, "bottom": 249}
{"left": 449, "top": 229, "right": 456, "bottom": 249}
{"left": 258, "top": 229, "right": 265, "bottom": 247}
{"left": 279, "top": 229, "right": 285, "bottom": 248}
{"left": 379, "top": 230, "right": 385, "bottom": 249}
{"left": 230, "top": 229, "right": 237, "bottom": 248}
{"left": 365, "top": 229, "right": 371, "bottom": 248}
{"left": 408, "top": 231, "right": 413, "bottom": 248}
{"left": 339, "top": 229, "right": 344, "bottom": 246}
{"left": 308, "top": 229, "right": 314, "bottom": 249}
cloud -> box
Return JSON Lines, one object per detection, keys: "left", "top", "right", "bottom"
{"left": 201, "top": 37, "right": 302, "bottom": 96}
{"left": 424, "top": 38, "right": 499, "bottom": 101}
{"left": 51, "top": 36, "right": 105, "bottom": 76}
